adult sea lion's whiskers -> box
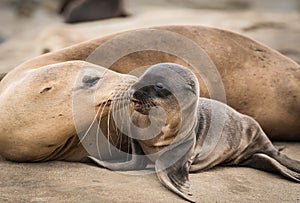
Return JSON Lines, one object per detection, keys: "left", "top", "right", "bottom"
{"left": 112, "top": 89, "right": 131, "bottom": 153}
{"left": 78, "top": 95, "right": 110, "bottom": 145}
{"left": 106, "top": 104, "right": 113, "bottom": 156}
{"left": 96, "top": 97, "right": 112, "bottom": 159}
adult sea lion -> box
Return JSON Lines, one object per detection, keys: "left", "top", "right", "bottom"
{"left": 2, "top": 25, "right": 299, "bottom": 140}
{"left": 90, "top": 63, "right": 300, "bottom": 202}
{"left": 0, "top": 60, "right": 136, "bottom": 162}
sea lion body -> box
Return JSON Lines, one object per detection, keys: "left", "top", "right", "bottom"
{"left": 2, "top": 25, "right": 299, "bottom": 140}
{"left": 191, "top": 98, "right": 282, "bottom": 171}
{"left": 91, "top": 63, "right": 300, "bottom": 202}
{"left": 0, "top": 60, "right": 136, "bottom": 162}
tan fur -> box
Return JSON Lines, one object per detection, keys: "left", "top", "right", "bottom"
{"left": 0, "top": 60, "right": 134, "bottom": 162}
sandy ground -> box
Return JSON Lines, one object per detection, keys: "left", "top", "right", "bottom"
{"left": 0, "top": 0, "right": 300, "bottom": 202}
{"left": 1, "top": 144, "right": 300, "bottom": 202}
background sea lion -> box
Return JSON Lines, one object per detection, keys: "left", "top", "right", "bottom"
{"left": 90, "top": 63, "right": 300, "bottom": 202}
{"left": 60, "top": 0, "right": 128, "bottom": 23}
{"left": 2, "top": 25, "right": 298, "bottom": 141}
{"left": 0, "top": 60, "right": 136, "bottom": 162}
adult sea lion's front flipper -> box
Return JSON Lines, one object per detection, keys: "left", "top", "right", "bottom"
{"left": 241, "top": 150, "right": 300, "bottom": 182}
{"left": 155, "top": 134, "right": 196, "bottom": 203}
{"left": 89, "top": 139, "right": 148, "bottom": 171}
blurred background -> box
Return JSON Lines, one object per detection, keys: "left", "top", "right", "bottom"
{"left": 0, "top": 0, "right": 299, "bottom": 73}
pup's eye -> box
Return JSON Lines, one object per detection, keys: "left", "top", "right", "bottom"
{"left": 155, "top": 82, "right": 164, "bottom": 89}
{"left": 155, "top": 82, "right": 172, "bottom": 98}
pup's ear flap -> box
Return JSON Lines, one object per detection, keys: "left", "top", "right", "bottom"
{"left": 155, "top": 133, "right": 196, "bottom": 202}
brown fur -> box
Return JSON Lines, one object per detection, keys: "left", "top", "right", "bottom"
{"left": 2, "top": 25, "right": 299, "bottom": 140}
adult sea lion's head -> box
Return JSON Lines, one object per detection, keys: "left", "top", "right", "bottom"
{"left": 0, "top": 60, "right": 137, "bottom": 162}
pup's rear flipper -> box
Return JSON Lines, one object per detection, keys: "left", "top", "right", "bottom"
{"left": 241, "top": 153, "right": 300, "bottom": 182}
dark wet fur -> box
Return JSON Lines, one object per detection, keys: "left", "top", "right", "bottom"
{"left": 191, "top": 98, "right": 300, "bottom": 182}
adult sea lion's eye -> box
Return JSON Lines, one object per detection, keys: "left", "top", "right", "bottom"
{"left": 82, "top": 75, "right": 101, "bottom": 88}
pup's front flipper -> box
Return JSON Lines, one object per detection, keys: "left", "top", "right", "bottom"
{"left": 89, "top": 139, "right": 148, "bottom": 171}
{"left": 241, "top": 151, "right": 300, "bottom": 182}
{"left": 155, "top": 135, "right": 195, "bottom": 203}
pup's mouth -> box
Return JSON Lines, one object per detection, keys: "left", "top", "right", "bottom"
{"left": 130, "top": 96, "right": 156, "bottom": 114}
{"left": 130, "top": 97, "right": 144, "bottom": 111}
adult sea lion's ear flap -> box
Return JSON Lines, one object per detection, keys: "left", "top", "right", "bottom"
{"left": 155, "top": 134, "right": 196, "bottom": 203}
{"left": 0, "top": 73, "right": 7, "bottom": 82}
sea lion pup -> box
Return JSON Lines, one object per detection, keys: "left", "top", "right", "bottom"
{"left": 90, "top": 63, "right": 300, "bottom": 202}
{"left": 3, "top": 25, "right": 299, "bottom": 140}
{"left": 0, "top": 60, "right": 136, "bottom": 162}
